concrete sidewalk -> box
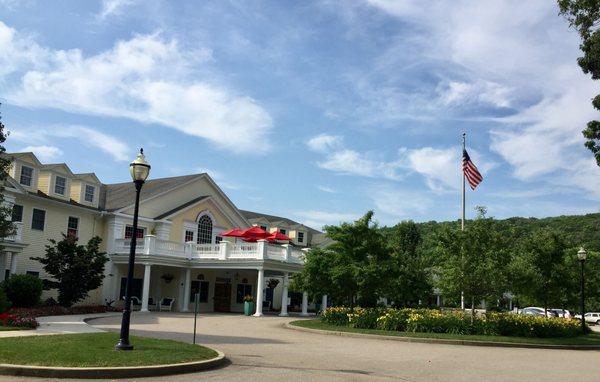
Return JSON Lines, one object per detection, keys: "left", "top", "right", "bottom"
{"left": 0, "top": 312, "right": 119, "bottom": 338}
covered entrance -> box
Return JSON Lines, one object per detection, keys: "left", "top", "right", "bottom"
{"left": 214, "top": 279, "right": 232, "bottom": 312}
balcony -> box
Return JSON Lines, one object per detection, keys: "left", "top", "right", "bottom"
{"left": 5, "top": 222, "right": 23, "bottom": 242}
{"left": 113, "top": 235, "right": 306, "bottom": 265}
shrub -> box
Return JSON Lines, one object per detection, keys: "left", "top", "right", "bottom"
{"left": 0, "top": 312, "right": 39, "bottom": 329}
{"left": 322, "top": 307, "right": 583, "bottom": 338}
{"left": 0, "top": 288, "right": 10, "bottom": 313}
{"left": 2, "top": 275, "right": 43, "bottom": 308}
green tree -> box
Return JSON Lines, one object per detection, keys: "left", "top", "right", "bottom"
{"left": 0, "top": 106, "right": 16, "bottom": 242}
{"left": 509, "top": 229, "right": 569, "bottom": 314}
{"left": 383, "top": 221, "right": 432, "bottom": 307}
{"left": 558, "top": 0, "right": 600, "bottom": 164}
{"left": 292, "top": 211, "right": 388, "bottom": 307}
{"left": 33, "top": 235, "right": 108, "bottom": 307}
{"left": 437, "top": 208, "right": 507, "bottom": 319}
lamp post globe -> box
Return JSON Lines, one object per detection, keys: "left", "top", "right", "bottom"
{"left": 578, "top": 247, "right": 587, "bottom": 335}
{"left": 116, "top": 149, "right": 150, "bottom": 351}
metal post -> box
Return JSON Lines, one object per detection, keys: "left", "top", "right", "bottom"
{"left": 116, "top": 180, "right": 143, "bottom": 350}
{"left": 580, "top": 260, "right": 586, "bottom": 335}
{"left": 193, "top": 293, "right": 199, "bottom": 344}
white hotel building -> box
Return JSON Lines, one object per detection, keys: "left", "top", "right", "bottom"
{"left": 1, "top": 152, "right": 327, "bottom": 315}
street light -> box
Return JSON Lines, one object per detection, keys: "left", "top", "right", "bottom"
{"left": 115, "top": 149, "right": 151, "bottom": 351}
{"left": 577, "top": 247, "right": 587, "bottom": 335}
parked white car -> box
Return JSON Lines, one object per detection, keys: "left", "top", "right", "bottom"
{"left": 574, "top": 312, "right": 600, "bottom": 325}
{"left": 550, "top": 309, "right": 571, "bottom": 318}
{"left": 519, "top": 307, "right": 555, "bottom": 318}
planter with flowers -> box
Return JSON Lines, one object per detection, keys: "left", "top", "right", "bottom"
{"left": 243, "top": 295, "right": 254, "bottom": 316}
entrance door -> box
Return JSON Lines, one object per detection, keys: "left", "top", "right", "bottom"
{"left": 213, "top": 282, "right": 231, "bottom": 312}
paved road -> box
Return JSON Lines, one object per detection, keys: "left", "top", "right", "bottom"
{"left": 4, "top": 312, "right": 600, "bottom": 381}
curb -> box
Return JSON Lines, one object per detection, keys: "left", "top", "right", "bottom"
{"left": 0, "top": 350, "right": 227, "bottom": 379}
{"left": 284, "top": 322, "right": 600, "bottom": 351}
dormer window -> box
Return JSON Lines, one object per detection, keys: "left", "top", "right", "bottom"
{"left": 55, "top": 176, "right": 66, "bottom": 195}
{"left": 20, "top": 166, "right": 33, "bottom": 186}
{"left": 84, "top": 185, "right": 95, "bottom": 202}
{"left": 298, "top": 232, "right": 304, "bottom": 243}
{"left": 279, "top": 228, "right": 286, "bottom": 235}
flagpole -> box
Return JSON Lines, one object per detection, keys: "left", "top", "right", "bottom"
{"left": 460, "top": 132, "right": 466, "bottom": 310}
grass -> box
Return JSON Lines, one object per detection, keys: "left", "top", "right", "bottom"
{"left": 0, "top": 326, "right": 32, "bottom": 331}
{"left": 290, "top": 319, "right": 600, "bottom": 346}
{"left": 0, "top": 333, "right": 218, "bottom": 367}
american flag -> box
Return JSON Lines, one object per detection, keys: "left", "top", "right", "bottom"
{"left": 462, "top": 149, "right": 483, "bottom": 190}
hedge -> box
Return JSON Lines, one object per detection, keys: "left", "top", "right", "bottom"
{"left": 322, "top": 307, "right": 583, "bottom": 338}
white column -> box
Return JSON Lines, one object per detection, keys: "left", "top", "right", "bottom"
{"left": 279, "top": 272, "right": 289, "bottom": 317}
{"left": 256, "top": 240, "right": 267, "bottom": 260}
{"left": 141, "top": 264, "right": 152, "bottom": 312}
{"left": 301, "top": 291, "right": 309, "bottom": 316}
{"left": 219, "top": 241, "right": 229, "bottom": 260}
{"left": 182, "top": 268, "right": 191, "bottom": 312}
{"left": 253, "top": 268, "right": 265, "bottom": 317}
{"left": 9, "top": 252, "right": 17, "bottom": 275}
{"left": 0, "top": 253, "right": 6, "bottom": 282}
{"left": 321, "top": 295, "right": 328, "bottom": 311}
{"left": 436, "top": 294, "right": 441, "bottom": 307}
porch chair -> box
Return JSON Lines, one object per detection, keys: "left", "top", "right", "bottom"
{"left": 123, "top": 296, "right": 142, "bottom": 311}
{"left": 158, "top": 297, "right": 175, "bottom": 311}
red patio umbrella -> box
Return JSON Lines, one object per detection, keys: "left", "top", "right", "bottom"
{"left": 267, "top": 231, "right": 291, "bottom": 243}
{"left": 241, "top": 226, "right": 270, "bottom": 240}
{"left": 220, "top": 228, "right": 246, "bottom": 237}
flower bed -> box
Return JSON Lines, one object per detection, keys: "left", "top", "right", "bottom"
{"left": 322, "top": 307, "right": 583, "bottom": 338}
{"left": 0, "top": 312, "right": 39, "bottom": 329}
{"left": 9, "top": 305, "right": 119, "bottom": 318}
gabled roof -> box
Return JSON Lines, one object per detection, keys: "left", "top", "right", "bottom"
{"left": 74, "top": 173, "right": 102, "bottom": 184}
{"left": 8, "top": 152, "right": 43, "bottom": 167}
{"left": 239, "top": 210, "right": 320, "bottom": 234}
{"left": 154, "top": 195, "right": 209, "bottom": 220}
{"left": 40, "top": 163, "right": 75, "bottom": 177}
{"left": 102, "top": 174, "right": 202, "bottom": 211}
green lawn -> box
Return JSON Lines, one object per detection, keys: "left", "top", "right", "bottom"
{"left": 290, "top": 319, "right": 600, "bottom": 346}
{"left": 0, "top": 333, "right": 218, "bottom": 367}
{"left": 0, "top": 326, "right": 32, "bottom": 331}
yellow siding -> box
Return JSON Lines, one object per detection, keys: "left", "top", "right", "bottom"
{"left": 12, "top": 195, "right": 102, "bottom": 285}
{"left": 37, "top": 173, "right": 50, "bottom": 194}
{"left": 70, "top": 180, "right": 82, "bottom": 202}
{"left": 168, "top": 199, "right": 233, "bottom": 242}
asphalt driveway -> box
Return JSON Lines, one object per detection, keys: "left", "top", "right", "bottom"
{"left": 4, "top": 312, "right": 600, "bottom": 381}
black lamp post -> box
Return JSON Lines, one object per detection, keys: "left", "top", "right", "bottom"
{"left": 115, "top": 149, "right": 150, "bottom": 351}
{"left": 577, "top": 247, "right": 587, "bottom": 335}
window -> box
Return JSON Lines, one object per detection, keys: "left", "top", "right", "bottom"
{"left": 31, "top": 208, "right": 45, "bottom": 231}
{"left": 197, "top": 215, "right": 213, "bottom": 244}
{"left": 215, "top": 236, "right": 223, "bottom": 244}
{"left": 236, "top": 283, "right": 253, "bottom": 304}
{"left": 54, "top": 176, "right": 66, "bottom": 195}
{"left": 124, "top": 225, "right": 145, "bottom": 239}
{"left": 67, "top": 216, "right": 79, "bottom": 237}
{"left": 84, "top": 185, "right": 95, "bottom": 202}
{"left": 26, "top": 271, "right": 39, "bottom": 277}
{"left": 11, "top": 204, "right": 23, "bottom": 222}
{"left": 260, "top": 225, "right": 267, "bottom": 231}
{"left": 297, "top": 232, "right": 304, "bottom": 243}
{"left": 185, "top": 230, "right": 194, "bottom": 242}
{"left": 119, "top": 277, "right": 143, "bottom": 300}
{"left": 279, "top": 228, "right": 286, "bottom": 235}
{"left": 190, "top": 280, "right": 209, "bottom": 303}
{"left": 19, "top": 166, "right": 33, "bottom": 186}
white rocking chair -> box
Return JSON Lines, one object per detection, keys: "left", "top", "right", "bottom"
{"left": 158, "top": 297, "right": 175, "bottom": 311}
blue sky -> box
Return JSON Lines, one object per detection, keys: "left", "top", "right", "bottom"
{"left": 0, "top": 0, "right": 598, "bottom": 229}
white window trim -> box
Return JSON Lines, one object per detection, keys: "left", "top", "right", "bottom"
{"left": 54, "top": 175, "right": 67, "bottom": 196}
{"left": 83, "top": 184, "right": 95, "bottom": 203}
{"left": 31, "top": 207, "right": 46, "bottom": 231}
{"left": 183, "top": 220, "right": 198, "bottom": 243}
{"left": 19, "top": 165, "right": 34, "bottom": 187}
{"left": 66, "top": 215, "right": 80, "bottom": 237}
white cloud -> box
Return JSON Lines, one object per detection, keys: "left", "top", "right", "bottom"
{"left": 306, "top": 134, "right": 343, "bottom": 153}
{"left": 318, "top": 149, "right": 402, "bottom": 180}
{"left": 317, "top": 185, "right": 336, "bottom": 193}
{"left": 294, "top": 210, "right": 360, "bottom": 229}
{"left": 1, "top": 22, "right": 272, "bottom": 155}
{"left": 98, "top": 0, "right": 138, "bottom": 19}
{"left": 368, "top": 184, "right": 432, "bottom": 221}
{"left": 10, "top": 125, "right": 131, "bottom": 162}
{"left": 438, "top": 80, "right": 512, "bottom": 108}
{"left": 20, "top": 145, "right": 63, "bottom": 162}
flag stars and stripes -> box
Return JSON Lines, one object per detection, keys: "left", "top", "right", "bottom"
{"left": 462, "top": 149, "right": 483, "bottom": 190}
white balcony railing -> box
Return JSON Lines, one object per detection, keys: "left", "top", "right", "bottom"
{"left": 112, "top": 235, "right": 306, "bottom": 265}
{"left": 5, "top": 222, "right": 23, "bottom": 242}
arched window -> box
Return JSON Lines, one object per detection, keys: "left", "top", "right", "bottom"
{"left": 197, "top": 214, "right": 213, "bottom": 244}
